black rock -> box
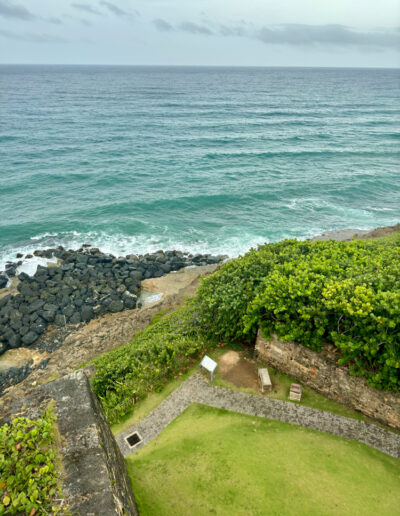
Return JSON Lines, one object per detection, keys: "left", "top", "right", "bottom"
{"left": 54, "top": 314, "right": 66, "bottom": 327}
{"left": 31, "top": 318, "right": 46, "bottom": 335}
{"left": 81, "top": 305, "right": 93, "bottom": 322}
{"left": 22, "top": 330, "right": 39, "bottom": 345}
{"left": 70, "top": 312, "right": 81, "bottom": 324}
{"left": 123, "top": 296, "right": 137, "bottom": 309}
{"left": 0, "top": 295, "right": 11, "bottom": 309}
{"left": 18, "top": 272, "right": 31, "bottom": 282}
{"left": 5, "top": 263, "right": 17, "bottom": 277}
{"left": 0, "top": 274, "right": 8, "bottom": 289}
{"left": 9, "top": 309, "right": 22, "bottom": 325}
{"left": 159, "top": 263, "right": 171, "bottom": 273}
{"left": 43, "top": 303, "right": 58, "bottom": 312}
{"left": 62, "top": 304, "right": 75, "bottom": 318}
{"left": 42, "top": 310, "right": 56, "bottom": 322}
{"left": 28, "top": 299, "right": 45, "bottom": 314}
{"left": 5, "top": 329, "right": 20, "bottom": 348}
{"left": 109, "top": 299, "right": 124, "bottom": 313}
{"left": 19, "top": 326, "right": 29, "bottom": 336}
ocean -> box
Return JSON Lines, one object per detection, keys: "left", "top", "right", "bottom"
{"left": 1, "top": 65, "right": 399, "bottom": 269}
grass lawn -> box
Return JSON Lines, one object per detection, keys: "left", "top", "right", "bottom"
{"left": 127, "top": 404, "right": 400, "bottom": 516}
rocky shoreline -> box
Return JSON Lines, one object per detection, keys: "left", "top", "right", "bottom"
{"left": 0, "top": 245, "right": 226, "bottom": 358}
{"left": 1, "top": 222, "right": 399, "bottom": 398}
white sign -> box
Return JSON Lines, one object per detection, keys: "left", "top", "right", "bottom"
{"left": 200, "top": 355, "right": 218, "bottom": 382}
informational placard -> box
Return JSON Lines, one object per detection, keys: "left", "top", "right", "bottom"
{"left": 200, "top": 355, "right": 218, "bottom": 382}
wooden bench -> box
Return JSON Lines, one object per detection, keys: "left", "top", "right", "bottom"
{"left": 289, "top": 383, "right": 302, "bottom": 402}
{"left": 258, "top": 368, "right": 272, "bottom": 393}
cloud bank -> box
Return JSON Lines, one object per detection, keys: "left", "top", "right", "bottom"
{"left": 0, "top": 0, "right": 35, "bottom": 20}
{"left": 152, "top": 18, "right": 400, "bottom": 50}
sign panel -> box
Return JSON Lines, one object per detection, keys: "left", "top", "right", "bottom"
{"left": 200, "top": 355, "right": 217, "bottom": 373}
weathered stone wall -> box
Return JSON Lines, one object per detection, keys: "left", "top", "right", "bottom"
{"left": 0, "top": 370, "right": 138, "bottom": 515}
{"left": 255, "top": 331, "right": 400, "bottom": 430}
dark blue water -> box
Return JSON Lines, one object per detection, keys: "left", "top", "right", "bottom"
{"left": 1, "top": 65, "right": 399, "bottom": 267}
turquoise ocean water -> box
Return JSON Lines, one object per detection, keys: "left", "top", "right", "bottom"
{"left": 1, "top": 65, "right": 399, "bottom": 268}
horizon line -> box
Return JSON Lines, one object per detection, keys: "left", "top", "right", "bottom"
{"left": 0, "top": 63, "right": 399, "bottom": 70}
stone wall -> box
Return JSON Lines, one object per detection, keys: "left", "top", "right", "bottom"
{"left": 255, "top": 331, "right": 400, "bottom": 430}
{"left": 0, "top": 370, "right": 138, "bottom": 515}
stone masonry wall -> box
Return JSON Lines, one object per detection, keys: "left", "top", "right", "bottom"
{"left": 255, "top": 331, "right": 400, "bottom": 430}
{"left": 0, "top": 370, "right": 138, "bottom": 515}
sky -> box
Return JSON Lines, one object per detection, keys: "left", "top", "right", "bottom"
{"left": 0, "top": 0, "right": 399, "bottom": 67}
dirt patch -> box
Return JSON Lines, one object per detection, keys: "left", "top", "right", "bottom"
{"left": 218, "top": 351, "right": 260, "bottom": 392}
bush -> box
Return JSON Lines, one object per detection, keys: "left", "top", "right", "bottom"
{"left": 91, "top": 305, "right": 210, "bottom": 424}
{"left": 0, "top": 407, "right": 65, "bottom": 515}
{"left": 194, "top": 235, "right": 400, "bottom": 390}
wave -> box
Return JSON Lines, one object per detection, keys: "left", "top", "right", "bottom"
{"left": 0, "top": 230, "right": 269, "bottom": 272}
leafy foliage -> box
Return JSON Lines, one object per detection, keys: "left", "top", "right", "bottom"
{"left": 194, "top": 235, "right": 400, "bottom": 390}
{"left": 0, "top": 408, "right": 65, "bottom": 515}
{"left": 92, "top": 305, "right": 210, "bottom": 424}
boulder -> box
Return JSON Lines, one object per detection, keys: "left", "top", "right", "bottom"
{"left": 81, "top": 305, "right": 93, "bottom": 322}
{"left": 129, "top": 270, "right": 142, "bottom": 282}
{"left": 42, "top": 310, "right": 56, "bottom": 322}
{"left": 28, "top": 299, "right": 45, "bottom": 314}
{"left": 109, "top": 299, "right": 124, "bottom": 313}
{"left": 0, "top": 274, "right": 8, "bottom": 289}
{"left": 4, "top": 329, "right": 20, "bottom": 348}
{"left": 55, "top": 314, "right": 66, "bottom": 327}
{"left": 22, "top": 330, "right": 39, "bottom": 345}
{"left": 62, "top": 304, "right": 75, "bottom": 319}
{"left": 70, "top": 312, "right": 81, "bottom": 324}
{"left": 18, "top": 272, "right": 31, "bottom": 282}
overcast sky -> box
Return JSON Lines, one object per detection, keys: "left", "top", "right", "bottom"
{"left": 0, "top": 0, "right": 399, "bottom": 67}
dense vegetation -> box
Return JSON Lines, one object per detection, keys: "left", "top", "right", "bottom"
{"left": 0, "top": 408, "right": 65, "bottom": 515}
{"left": 195, "top": 235, "right": 400, "bottom": 390}
{"left": 92, "top": 306, "right": 210, "bottom": 424}
{"left": 91, "top": 233, "right": 399, "bottom": 424}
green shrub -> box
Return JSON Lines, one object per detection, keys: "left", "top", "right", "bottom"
{"left": 195, "top": 235, "right": 400, "bottom": 390}
{"left": 0, "top": 407, "right": 65, "bottom": 515}
{"left": 91, "top": 305, "right": 210, "bottom": 424}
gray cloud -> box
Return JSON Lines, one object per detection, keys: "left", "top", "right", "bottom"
{"left": 0, "top": 0, "right": 35, "bottom": 20}
{"left": 153, "top": 18, "right": 174, "bottom": 32}
{"left": 153, "top": 18, "right": 399, "bottom": 51}
{"left": 219, "top": 24, "right": 247, "bottom": 38}
{"left": 100, "top": 1, "right": 126, "bottom": 17}
{"left": 47, "top": 16, "right": 62, "bottom": 25}
{"left": 72, "top": 3, "right": 101, "bottom": 15}
{"left": 256, "top": 24, "right": 400, "bottom": 49}
{"left": 179, "top": 21, "right": 213, "bottom": 35}
{"left": 0, "top": 28, "right": 67, "bottom": 43}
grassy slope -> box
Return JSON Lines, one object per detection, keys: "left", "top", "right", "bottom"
{"left": 127, "top": 404, "right": 400, "bottom": 516}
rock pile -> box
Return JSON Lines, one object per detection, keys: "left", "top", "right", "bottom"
{"left": 0, "top": 247, "right": 225, "bottom": 355}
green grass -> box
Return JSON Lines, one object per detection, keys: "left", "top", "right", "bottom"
{"left": 127, "top": 404, "right": 400, "bottom": 516}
